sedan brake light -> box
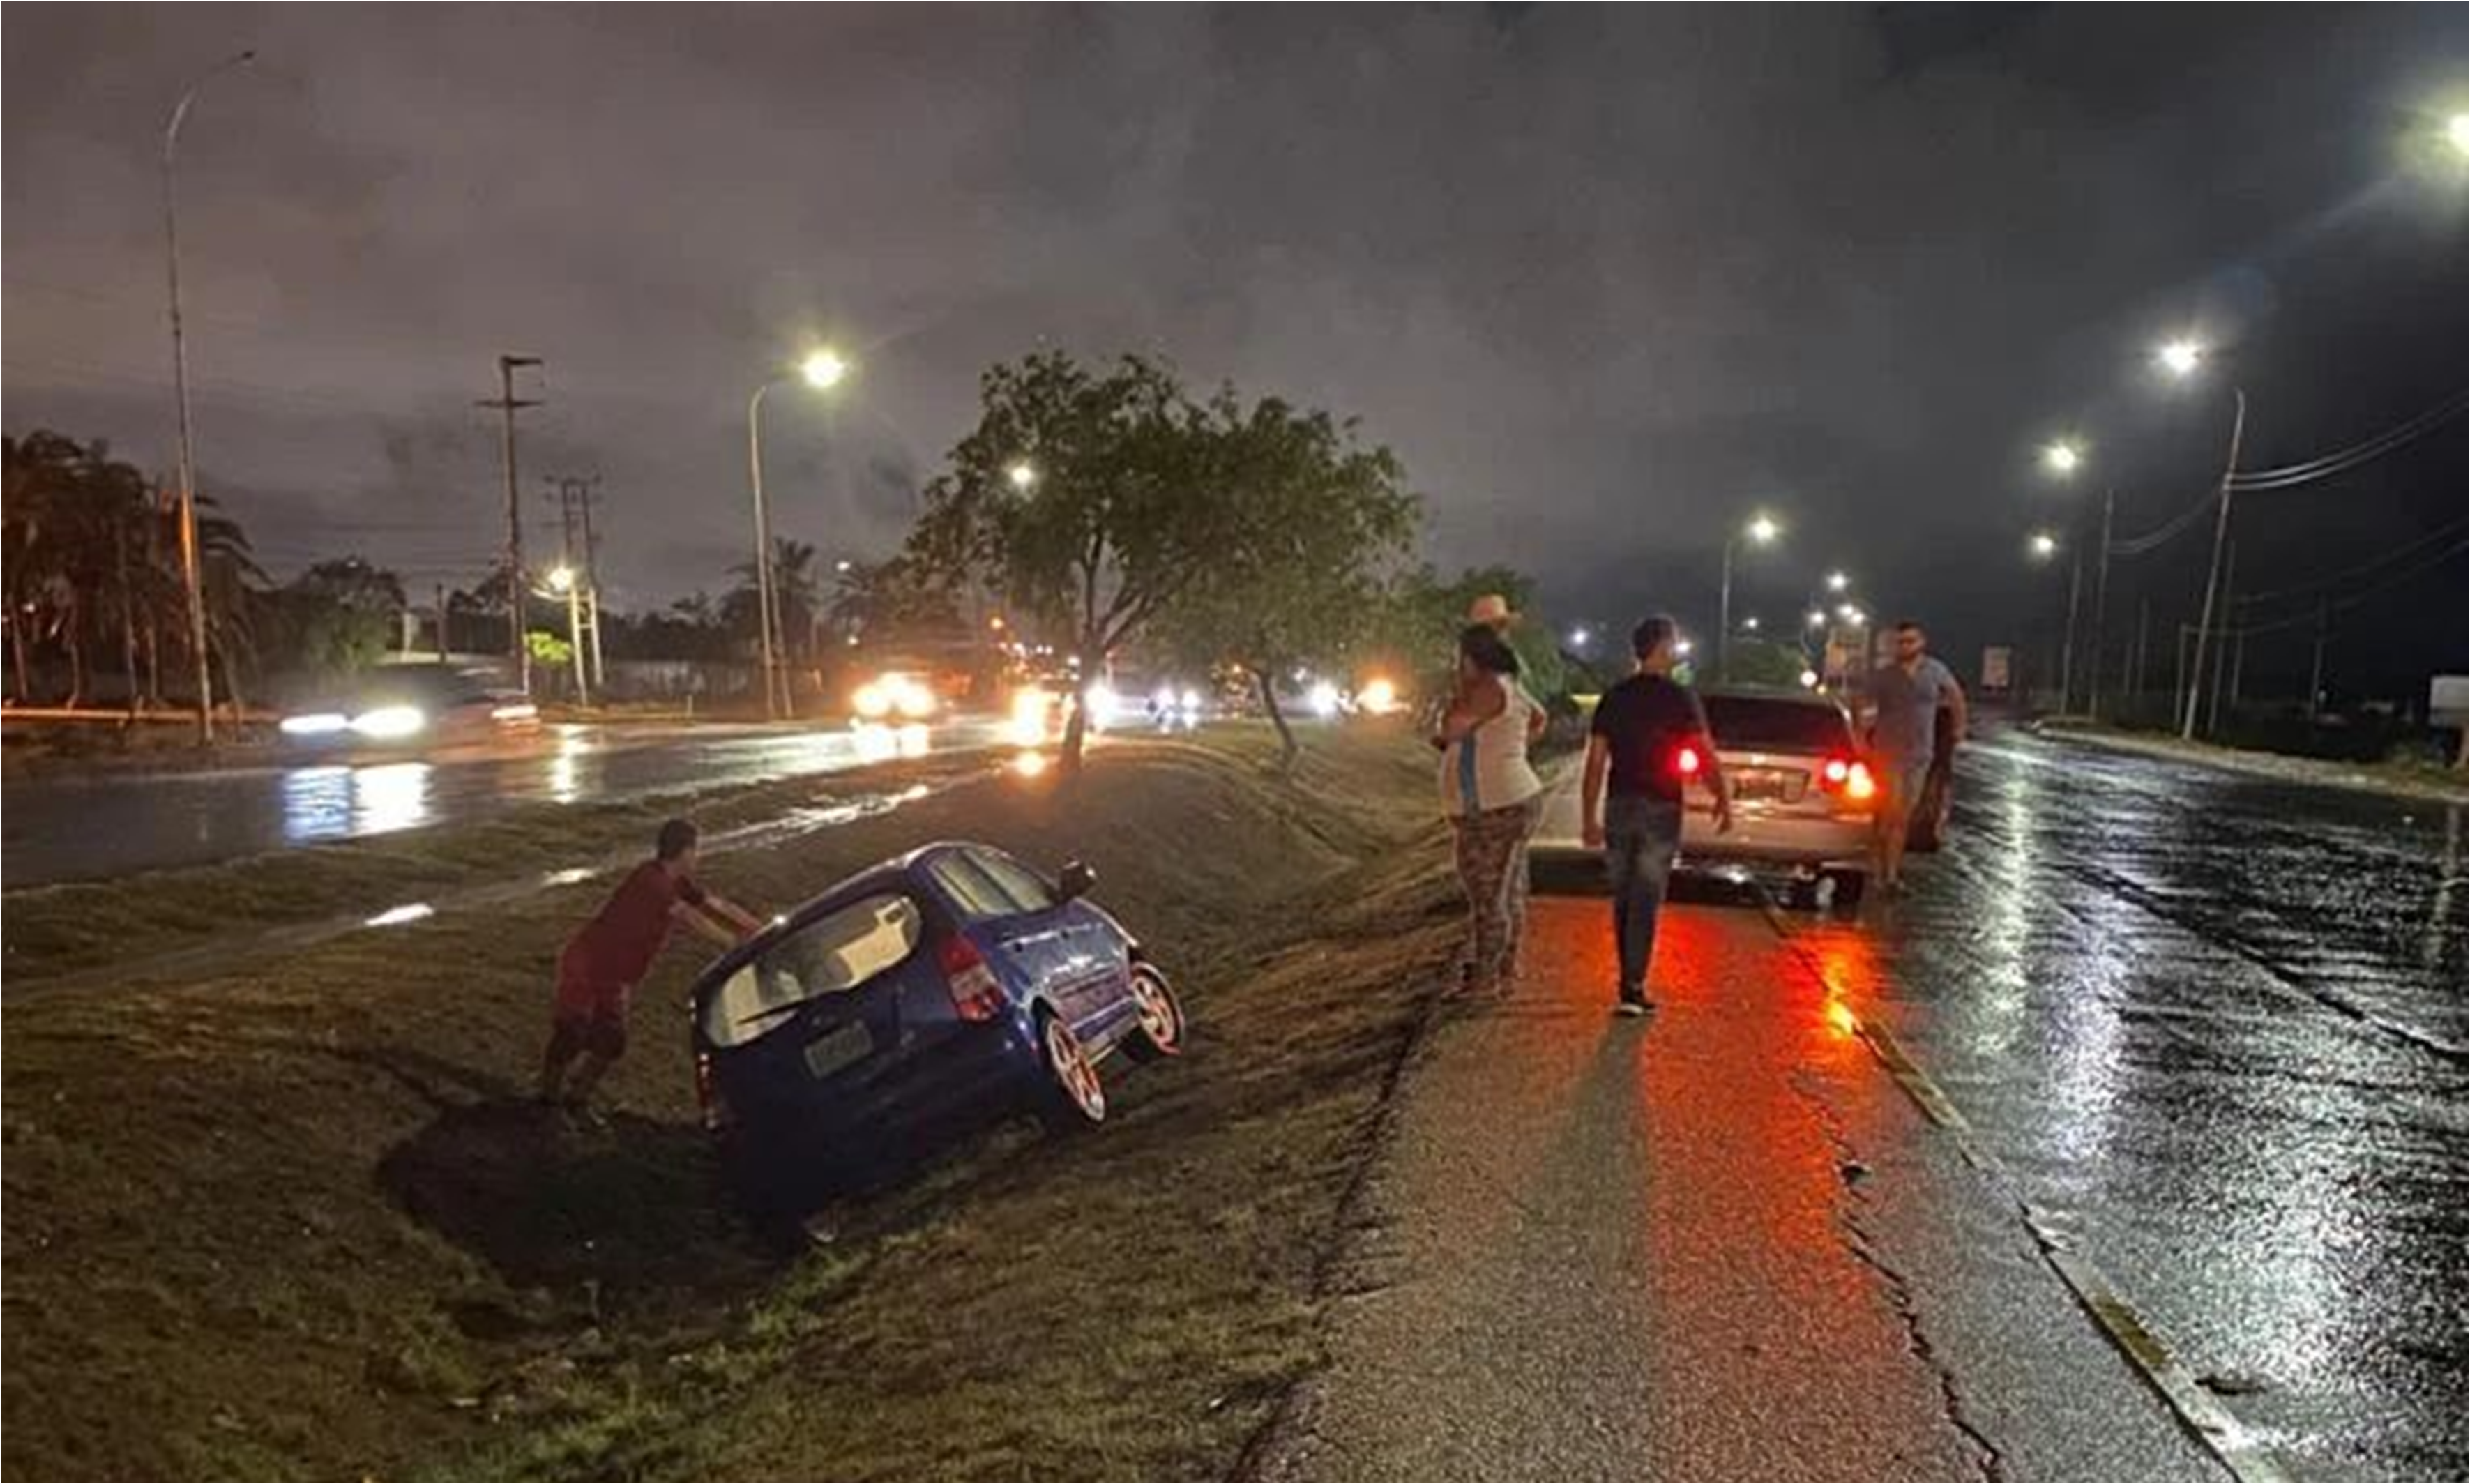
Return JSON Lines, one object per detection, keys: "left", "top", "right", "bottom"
{"left": 938, "top": 934, "right": 1007, "bottom": 1022}
{"left": 1675, "top": 745, "right": 1702, "bottom": 778}
{"left": 1819, "top": 753, "right": 1878, "bottom": 802}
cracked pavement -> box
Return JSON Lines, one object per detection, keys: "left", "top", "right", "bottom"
{"left": 1256, "top": 898, "right": 2227, "bottom": 1482}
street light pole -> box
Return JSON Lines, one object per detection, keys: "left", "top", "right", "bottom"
{"left": 1717, "top": 537, "right": 1736, "bottom": 682}
{"left": 2060, "top": 537, "right": 2084, "bottom": 714}
{"left": 162, "top": 48, "right": 255, "bottom": 745}
{"left": 2181, "top": 388, "right": 2247, "bottom": 739}
{"left": 747, "top": 380, "right": 787, "bottom": 720}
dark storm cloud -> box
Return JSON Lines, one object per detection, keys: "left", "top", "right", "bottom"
{"left": 3, "top": 3, "right": 2462, "bottom": 681}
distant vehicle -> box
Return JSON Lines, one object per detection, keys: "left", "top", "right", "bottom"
{"left": 690, "top": 842, "right": 1184, "bottom": 1216}
{"left": 1681, "top": 686, "right": 1877, "bottom": 907}
{"left": 278, "top": 665, "right": 538, "bottom": 750}
{"left": 841, "top": 638, "right": 1006, "bottom": 722}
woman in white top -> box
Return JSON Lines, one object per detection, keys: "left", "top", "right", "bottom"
{"left": 1434, "top": 624, "right": 1547, "bottom": 998}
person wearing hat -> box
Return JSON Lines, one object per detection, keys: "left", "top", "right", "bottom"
{"left": 1434, "top": 623, "right": 1546, "bottom": 999}
{"left": 1460, "top": 594, "right": 1548, "bottom": 972}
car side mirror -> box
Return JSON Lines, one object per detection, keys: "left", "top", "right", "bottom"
{"left": 1058, "top": 861, "right": 1096, "bottom": 901}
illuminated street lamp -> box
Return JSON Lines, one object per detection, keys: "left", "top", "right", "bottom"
{"left": 1718, "top": 511, "right": 1781, "bottom": 680}
{"left": 534, "top": 566, "right": 589, "bottom": 705}
{"left": 1825, "top": 570, "right": 1850, "bottom": 593}
{"left": 1805, "top": 610, "right": 1827, "bottom": 629}
{"left": 2449, "top": 112, "right": 2470, "bottom": 158}
{"left": 1568, "top": 626, "right": 1593, "bottom": 650}
{"left": 748, "top": 345, "right": 853, "bottom": 718}
{"left": 2156, "top": 339, "right": 2206, "bottom": 379}
{"left": 2036, "top": 436, "right": 2115, "bottom": 716}
{"left": 1741, "top": 616, "right": 1761, "bottom": 633}
{"left": 2029, "top": 531, "right": 2060, "bottom": 560}
{"left": 1006, "top": 459, "right": 1039, "bottom": 490}
{"left": 2041, "top": 439, "right": 2084, "bottom": 476}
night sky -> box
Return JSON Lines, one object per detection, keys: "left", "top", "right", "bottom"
{"left": 6, "top": 4, "right": 2464, "bottom": 695}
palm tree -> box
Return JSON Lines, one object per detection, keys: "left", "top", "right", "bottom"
{"left": 728, "top": 537, "right": 826, "bottom": 660}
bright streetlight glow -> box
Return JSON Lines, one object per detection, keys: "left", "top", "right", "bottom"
{"left": 1742, "top": 616, "right": 1761, "bottom": 633}
{"left": 1825, "top": 571, "right": 1849, "bottom": 593}
{"left": 801, "top": 348, "right": 851, "bottom": 389}
{"left": 2029, "top": 531, "right": 2061, "bottom": 559}
{"left": 1798, "top": 669, "right": 1819, "bottom": 689}
{"left": 2042, "top": 440, "right": 2084, "bottom": 476}
{"left": 1569, "top": 626, "right": 1592, "bottom": 648}
{"left": 547, "top": 565, "right": 575, "bottom": 593}
{"left": 835, "top": 558, "right": 854, "bottom": 574}
{"left": 1674, "top": 637, "right": 1695, "bottom": 657}
{"left": 2157, "top": 340, "right": 2205, "bottom": 378}
{"left": 1806, "top": 610, "right": 1827, "bottom": 628}
{"left": 1006, "top": 459, "right": 1038, "bottom": 490}
{"left": 1745, "top": 513, "right": 1781, "bottom": 545}
{"left": 1838, "top": 604, "right": 1865, "bottom": 626}
{"left": 2449, "top": 112, "right": 2470, "bottom": 157}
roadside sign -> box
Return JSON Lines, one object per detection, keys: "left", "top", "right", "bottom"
{"left": 2431, "top": 675, "right": 2468, "bottom": 729}
{"left": 1982, "top": 646, "right": 2013, "bottom": 694}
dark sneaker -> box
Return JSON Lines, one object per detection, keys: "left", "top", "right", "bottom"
{"left": 1614, "top": 990, "right": 1651, "bottom": 1018}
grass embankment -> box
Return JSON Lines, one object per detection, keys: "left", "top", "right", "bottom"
{"left": 2036, "top": 718, "right": 2467, "bottom": 804}
{"left": 1, "top": 727, "right": 1462, "bottom": 1481}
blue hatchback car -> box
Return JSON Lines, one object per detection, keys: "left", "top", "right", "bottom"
{"left": 689, "top": 841, "right": 1183, "bottom": 1210}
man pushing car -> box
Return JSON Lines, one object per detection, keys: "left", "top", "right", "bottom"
{"left": 540, "top": 818, "right": 765, "bottom": 1119}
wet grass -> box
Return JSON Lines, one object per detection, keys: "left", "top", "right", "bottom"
{"left": 1, "top": 724, "right": 1459, "bottom": 1481}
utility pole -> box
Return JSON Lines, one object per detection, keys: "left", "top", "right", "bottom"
{"left": 480, "top": 355, "right": 544, "bottom": 695}
{"left": 575, "top": 475, "right": 605, "bottom": 688}
{"left": 543, "top": 474, "right": 601, "bottom": 704}
{"left": 2206, "top": 540, "right": 2238, "bottom": 738}
{"left": 2059, "top": 536, "right": 2084, "bottom": 715}
{"left": 2130, "top": 598, "right": 2150, "bottom": 720}
{"left": 163, "top": 50, "right": 257, "bottom": 745}
{"left": 2088, "top": 485, "right": 2116, "bottom": 720}
{"left": 434, "top": 582, "right": 448, "bottom": 659}
{"left": 2307, "top": 600, "right": 2330, "bottom": 722}
{"left": 2182, "top": 388, "right": 2248, "bottom": 740}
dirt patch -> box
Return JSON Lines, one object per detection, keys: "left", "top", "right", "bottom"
{"left": 2, "top": 725, "right": 1459, "bottom": 1480}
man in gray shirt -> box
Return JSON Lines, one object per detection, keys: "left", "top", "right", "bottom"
{"left": 1867, "top": 619, "right": 1967, "bottom": 892}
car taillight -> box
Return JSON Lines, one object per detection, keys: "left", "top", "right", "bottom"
{"left": 1676, "top": 745, "right": 1702, "bottom": 778}
{"left": 1819, "top": 754, "right": 1877, "bottom": 802}
{"left": 939, "top": 934, "right": 1007, "bottom": 1022}
{"left": 694, "top": 1050, "right": 732, "bottom": 1132}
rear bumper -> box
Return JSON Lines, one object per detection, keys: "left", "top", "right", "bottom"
{"left": 1680, "top": 805, "right": 1872, "bottom": 868}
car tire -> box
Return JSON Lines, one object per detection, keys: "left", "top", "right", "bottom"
{"left": 1121, "top": 962, "right": 1185, "bottom": 1064}
{"left": 1823, "top": 868, "right": 1867, "bottom": 911}
{"left": 1035, "top": 1008, "right": 1107, "bottom": 1129}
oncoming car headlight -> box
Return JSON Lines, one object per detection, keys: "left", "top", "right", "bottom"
{"left": 349, "top": 705, "right": 427, "bottom": 740}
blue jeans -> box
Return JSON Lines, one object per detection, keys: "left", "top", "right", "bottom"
{"left": 1605, "top": 795, "right": 1684, "bottom": 993}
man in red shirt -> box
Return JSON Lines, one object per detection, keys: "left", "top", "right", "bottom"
{"left": 539, "top": 818, "right": 762, "bottom": 1114}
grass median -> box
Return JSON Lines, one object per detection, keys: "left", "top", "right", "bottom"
{"left": 1, "top": 725, "right": 1463, "bottom": 1480}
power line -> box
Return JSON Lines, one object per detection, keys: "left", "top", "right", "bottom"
{"left": 2220, "top": 536, "right": 2468, "bottom": 638}
{"left": 2227, "top": 393, "right": 2468, "bottom": 491}
{"left": 2232, "top": 517, "right": 2470, "bottom": 610}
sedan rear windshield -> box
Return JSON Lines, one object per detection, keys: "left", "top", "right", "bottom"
{"left": 702, "top": 893, "right": 921, "bottom": 1048}
{"left": 1702, "top": 695, "right": 1851, "bottom": 755}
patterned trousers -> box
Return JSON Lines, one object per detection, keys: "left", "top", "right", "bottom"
{"left": 1451, "top": 796, "right": 1542, "bottom": 994}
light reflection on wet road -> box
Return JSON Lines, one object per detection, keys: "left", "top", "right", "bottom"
{"left": 0, "top": 719, "right": 1015, "bottom": 886}
{"left": 1840, "top": 729, "right": 2467, "bottom": 1481}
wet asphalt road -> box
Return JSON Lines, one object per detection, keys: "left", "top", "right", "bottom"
{"left": 1861, "top": 731, "right": 2467, "bottom": 1481}
{"left": 1288, "top": 727, "right": 2463, "bottom": 1481}
{"left": 0, "top": 718, "right": 1016, "bottom": 886}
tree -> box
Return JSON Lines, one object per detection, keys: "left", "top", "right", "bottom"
{"left": 273, "top": 556, "right": 407, "bottom": 681}
{"left": 1362, "top": 563, "right": 1566, "bottom": 713}
{"left": 725, "top": 537, "right": 826, "bottom": 659}
{"left": 1724, "top": 637, "right": 1811, "bottom": 689}
{"left": 909, "top": 351, "right": 1232, "bottom": 771}
{"left": 826, "top": 555, "right": 963, "bottom": 644}
{"left": 1150, "top": 391, "right": 1420, "bottom": 764}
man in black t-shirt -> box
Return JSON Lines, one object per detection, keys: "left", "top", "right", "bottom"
{"left": 1580, "top": 615, "right": 1732, "bottom": 1017}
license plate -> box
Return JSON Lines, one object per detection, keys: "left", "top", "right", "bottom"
{"left": 1732, "top": 769, "right": 1801, "bottom": 802}
{"left": 803, "top": 1020, "right": 874, "bottom": 1080}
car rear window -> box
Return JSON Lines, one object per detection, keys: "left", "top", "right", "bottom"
{"left": 702, "top": 893, "right": 921, "bottom": 1048}
{"left": 966, "top": 849, "right": 1056, "bottom": 914}
{"left": 1703, "top": 695, "right": 1851, "bottom": 755}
